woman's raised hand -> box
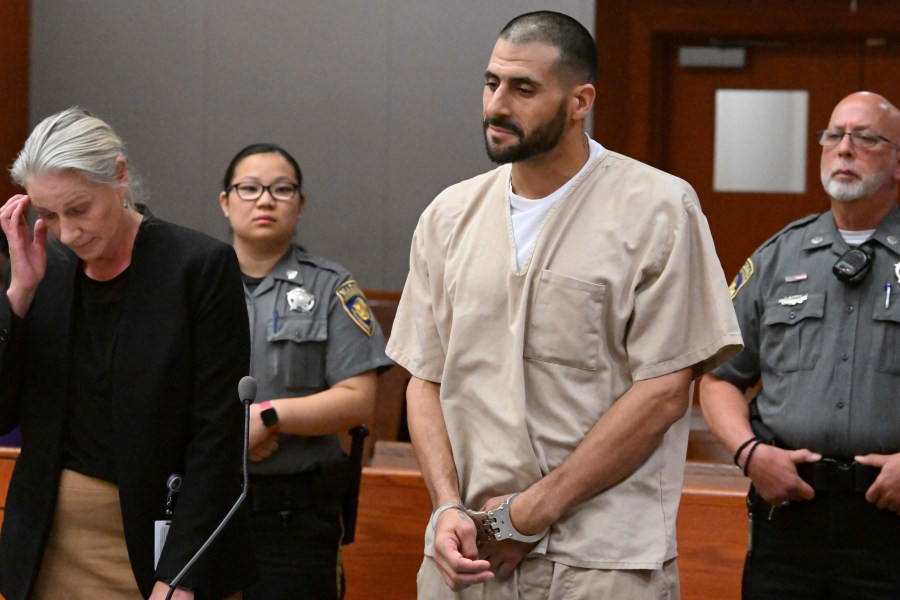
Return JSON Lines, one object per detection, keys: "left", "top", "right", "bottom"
{"left": 0, "top": 195, "right": 48, "bottom": 317}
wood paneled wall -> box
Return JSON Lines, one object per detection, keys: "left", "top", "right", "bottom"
{"left": 0, "top": 2, "right": 29, "bottom": 204}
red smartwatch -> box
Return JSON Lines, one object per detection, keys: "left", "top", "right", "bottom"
{"left": 259, "top": 401, "right": 280, "bottom": 433}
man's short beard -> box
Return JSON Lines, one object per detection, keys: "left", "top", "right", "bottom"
{"left": 484, "top": 98, "right": 568, "bottom": 164}
{"left": 821, "top": 169, "right": 892, "bottom": 202}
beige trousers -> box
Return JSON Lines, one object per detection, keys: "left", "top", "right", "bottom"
{"left": 417, "top": 554, "right": 680, "bottom": 600}
{"left": 32, "top": 469, "right": 240, "bottom": 600}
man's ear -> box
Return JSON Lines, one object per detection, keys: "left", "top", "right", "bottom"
{"left": 571, "top": 83, "right": 596, "bottom": 121}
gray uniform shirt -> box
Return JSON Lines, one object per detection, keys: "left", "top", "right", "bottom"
{"left": 713, "top": 205, "right": 900, "bottom": 457}
{"left": 246, "top": 246, "right": 393, "bottom": 475}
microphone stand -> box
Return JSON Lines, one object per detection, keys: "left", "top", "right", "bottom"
{"left": 165, "top": 398, "right": 250, "bottom": 600}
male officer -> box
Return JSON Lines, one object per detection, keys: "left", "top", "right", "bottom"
{"left": 700, "top": 91, "right": 900, "bottom": 599}
{"left": 387, "top": 11, "right": 741, "bottom": 599}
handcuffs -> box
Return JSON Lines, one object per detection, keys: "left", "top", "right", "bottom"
{"left": 431, "top": 493, "right": 548, "bottom": 544}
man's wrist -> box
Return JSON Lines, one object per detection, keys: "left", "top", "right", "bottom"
{"left": 468, "top": 493, "right": 549, "bottom": 543}
{"left": 430, "top": 501, "right": 467, "bottom": 533}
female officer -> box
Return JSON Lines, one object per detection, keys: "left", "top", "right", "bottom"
{"left": 0, "top": 108, "right": 255, "bottom": 599}
{"left": 219, "top": 143, "right": 392, "bottom": 599}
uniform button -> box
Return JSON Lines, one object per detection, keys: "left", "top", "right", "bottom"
{"left": 842, "top": 353, "right": 849, "bottom": 361}
{"left": 789, "top": 312, "right": 796, "bottom": 319}
{"left": 846, "top": 306, "right": 854, "bottom": 314}
{"left": 836, "top": 402, "right": 845, "bottom": 409}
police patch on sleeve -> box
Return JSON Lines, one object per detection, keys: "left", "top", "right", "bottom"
{"left": 729, "top": 258, "right": 754, "bottom": 300}
{"left": 335, "top": 280, "right": 374, "bottom": 336}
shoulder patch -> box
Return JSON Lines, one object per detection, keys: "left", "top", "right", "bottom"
{"left": 729, "top": 258, "right": 754, "bottom": 300}
{"left": 335, "top": 280, "right": 374, "bottom": 336}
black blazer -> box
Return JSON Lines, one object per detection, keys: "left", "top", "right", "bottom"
{"left": 0, "top": 214, "right": 256, "bottom": 599}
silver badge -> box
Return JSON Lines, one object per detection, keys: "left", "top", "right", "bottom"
{"left": 286, "top": 287, "right": 315, "bottom": 312}
{"left": 286, "top": 270, "right": 298, "bottom": 280}
{"left": 895, "top": 262, "right": 900, "bottom": 284}
{"left": 778, "top": 294, "right": 808, "bottom": 306}
{"left": 810, "top": 236, "right": 823, "bottom": 245}
{"left": 888, "top": 236, "right": 898, "bottom": 246}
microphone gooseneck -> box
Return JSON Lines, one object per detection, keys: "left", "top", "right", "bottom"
{"left": 164, "top": 376, "right": 256, "bottom": 600}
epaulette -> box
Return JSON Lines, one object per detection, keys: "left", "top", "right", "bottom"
{"left": 729, "top": 212, "right": 821, "bottom": 300}
{"left": 755, "top": 212, "right": 822, "bottom": 253}
{"left": 292, "top": 245, "right": 347, "bottom": 278}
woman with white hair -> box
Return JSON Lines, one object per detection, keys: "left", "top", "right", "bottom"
{"left": 0, "top": 107, "right": 256, "bottom": 599}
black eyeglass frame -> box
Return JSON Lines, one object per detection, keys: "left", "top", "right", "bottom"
{"left": 225, "top": 182, "right": 301, "bottom": 202}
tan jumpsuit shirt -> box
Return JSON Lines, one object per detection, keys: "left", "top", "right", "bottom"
{"left": 387, "top": 150, "right": 742, "bottom": 570}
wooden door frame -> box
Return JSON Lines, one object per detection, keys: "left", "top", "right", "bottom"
{"left": 594, "top": 1, "right": 900, "bottom": 166}
{"left": 0, "top": 2, "right": 30, "bottom": 203}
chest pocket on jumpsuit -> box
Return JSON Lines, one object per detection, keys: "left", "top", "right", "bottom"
{"left": 760, "top": 292, "right": 825, "bottom": 373}
{"left": 267, "top": 316, "right": 327, "bottom": 390}
{"left": 524, "top": 269, "right": 606, "bottom": 371}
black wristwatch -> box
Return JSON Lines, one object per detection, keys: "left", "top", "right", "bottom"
{"left": 259, "top": 400, "right": 279, "bottom": 433}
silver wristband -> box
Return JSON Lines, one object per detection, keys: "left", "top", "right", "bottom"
{"left": 430, "top": 501, "right": 466, "bottom": 533}
{"left": 466, "top": 493, "right": 548, "bottom": 544}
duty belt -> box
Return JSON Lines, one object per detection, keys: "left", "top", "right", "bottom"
{"left": 795, "top": 459, "right": 879, "bottom": 493}
{"left": 248, "top": 472, "right": 314, "bottom": 512}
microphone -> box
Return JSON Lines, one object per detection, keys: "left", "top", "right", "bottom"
{"left": 164, "top": 375, "right": 256, "bottom": 599}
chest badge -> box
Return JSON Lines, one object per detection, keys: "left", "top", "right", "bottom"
{"left": 287, "top": 286, "right": 316, "bottom": 312}
{"left": 894, "top": 262, "right": 900, "bottom": 284}
{"left": 778, "top": 294, "right": 808, "bottom": 306}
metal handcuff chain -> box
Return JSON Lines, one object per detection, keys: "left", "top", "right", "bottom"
{"left": 465, "top": 493, "right": 549, "bottom": 544}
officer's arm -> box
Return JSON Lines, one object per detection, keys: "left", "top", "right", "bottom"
{"left": 700, "top": 373, "right": 817, "bottom": 504}
{"left": 509, "top": 368, "right": 692, "bottom": 536}
{"left": 698, "top": 374, "right": 755, "bottom": 464}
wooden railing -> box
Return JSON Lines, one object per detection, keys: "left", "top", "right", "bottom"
{"left": 342, "top": 442, "right": 748, "bottom": 600}
{"left": 0, "top": 444, "right": 747, "bottom": 599}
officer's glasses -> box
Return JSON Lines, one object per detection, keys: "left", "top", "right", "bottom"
{"left": 226, "top": 182, "right": 300, "bottom": 202}
{"left": 816, "top": 129, "right": 900, "bottom": 150}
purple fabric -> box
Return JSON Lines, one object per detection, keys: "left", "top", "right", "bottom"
{"left": 0, "top": 428, "right": 21, "bottom": 447}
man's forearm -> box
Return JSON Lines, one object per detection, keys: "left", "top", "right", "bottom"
{"left": 406, "top": 376, "right": 461, "bottom": 508}
{"left": 515, "top": 368, "right": 693, "bottom": 534}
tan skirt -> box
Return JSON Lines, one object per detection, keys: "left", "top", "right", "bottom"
{"left": 32, "top": 469, "right": 142, "bottom": 599}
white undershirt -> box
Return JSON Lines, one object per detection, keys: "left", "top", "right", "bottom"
{"left": 839, "top": 228, "right": 875, "bottom": 246}
{"left": 509, "top": 137, "right": 605, "bottom": 270}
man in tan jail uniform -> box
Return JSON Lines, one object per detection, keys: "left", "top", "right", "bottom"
{"left": 386, "top": 10, "right": 742, "bottom": 599}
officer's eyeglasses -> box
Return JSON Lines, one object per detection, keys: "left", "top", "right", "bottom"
{"left": 816, "top": 129, "right": 900, "bottom": 150}
{"left": 225, "top": 182, "right": 300, "bottom": 202}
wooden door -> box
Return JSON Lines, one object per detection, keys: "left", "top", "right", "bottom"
{"left": 660, "top": 37, "right": 900, "bottom": 278}
{"left": 656, "top": 32, "right": 900, "bottom": 456}
{"left": 594, "top": 6, "right": 900, "bottom": 407}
